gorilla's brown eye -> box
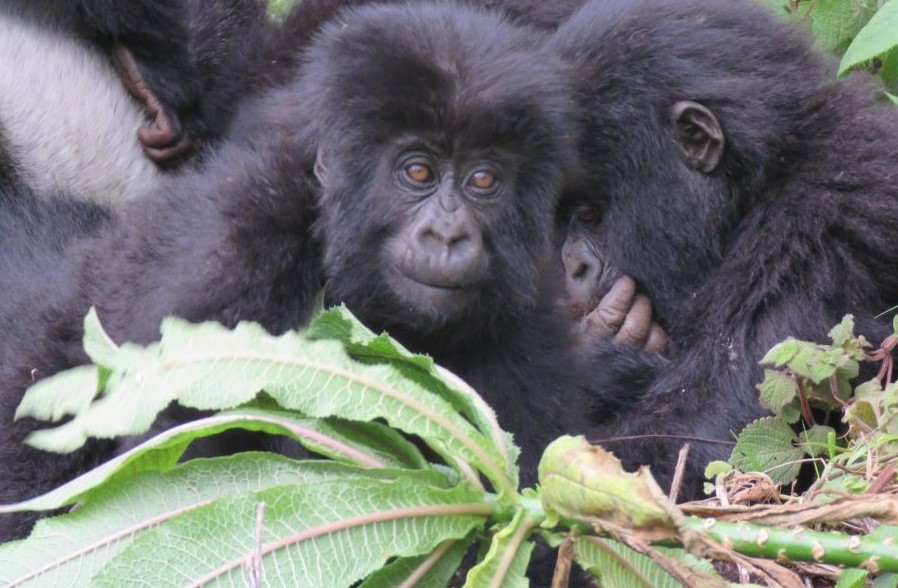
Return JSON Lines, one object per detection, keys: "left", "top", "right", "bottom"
{"left": 405, "top": 163, "right": 434, "bottom": 184}
{"left": 576, "top": 207, "right": 599, "bottom": 224}
{"left": 469, "top": 170, "right": 497, "bottom": 190}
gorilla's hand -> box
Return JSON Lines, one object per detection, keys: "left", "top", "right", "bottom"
{"left": 111, "top": 47, "right": 196, "bottom": 167}
{"left": 575, "top": 275, "right": 669, "bottom": 355}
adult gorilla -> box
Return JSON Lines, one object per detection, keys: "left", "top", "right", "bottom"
{"left": 551, "top": 0, "right": 898, "bottom": 497}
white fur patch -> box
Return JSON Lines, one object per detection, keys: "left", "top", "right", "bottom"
{"left": 0, "top": 15, "right": 159, "bottom": 204}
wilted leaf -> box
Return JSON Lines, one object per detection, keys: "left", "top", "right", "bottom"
{"left": 538, "top": 436, "right": 676, "bottom": 538}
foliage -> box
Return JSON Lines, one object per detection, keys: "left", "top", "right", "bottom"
{"left": 704, "top": 314, "right": 898, "bottom": 587}
{"left": 759, "top": 0, "right": 898, "bottom": 97}
{"left": 2, "top": 309, "right": 898, "bottom": 586}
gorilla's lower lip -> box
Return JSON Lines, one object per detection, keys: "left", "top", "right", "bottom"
{"left": 396, "top": 268, "right": 467, "bottom": 291}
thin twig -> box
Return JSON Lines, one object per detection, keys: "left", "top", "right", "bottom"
{"left": 669, "top": 444, "right": 691, "bottom": 504}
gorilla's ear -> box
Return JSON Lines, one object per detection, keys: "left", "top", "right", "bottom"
{"left": 314, "top": 147, "right": 330, "bottom": 188}
{"left": 671, "top": 101, "right": 725, "bottom": 173}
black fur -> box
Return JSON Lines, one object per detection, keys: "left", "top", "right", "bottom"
{"left": 551, "top": 0, "right": 898, "bottom": 497}
{"left": 0, "top": 3, "right": 595, "bottom": 547}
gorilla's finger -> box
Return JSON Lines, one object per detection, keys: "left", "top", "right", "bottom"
{"left": 614, "top": 294, "right": 653, "bottom": 346}
{"left": 595, "top": 275, "right": 637, "bottom": 330}
{"left": 644, "top": 323, "right": 670, "bottom": 356}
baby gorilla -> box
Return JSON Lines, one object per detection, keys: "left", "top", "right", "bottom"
{"left": 0, "top": 1, "right": 606, "bottom": 541}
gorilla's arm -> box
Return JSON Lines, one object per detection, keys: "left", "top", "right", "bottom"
{"left": 72, "top": 0, "right": 199, "bottom": 163}
{"left": 587, "top": 191, "right": 895, "bottom": 498}
{"left": 86, "top": 139, "right": 323, "bottom": 346}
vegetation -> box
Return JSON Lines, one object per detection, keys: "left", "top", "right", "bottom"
{"left": 762, "top": 0, "right": 898, "bottom": 101}
{"left": 1, "top": 1, "right": 897, "bottom": 586}
{"left": 0, "top": 307, "right": 895, "bottom": 587}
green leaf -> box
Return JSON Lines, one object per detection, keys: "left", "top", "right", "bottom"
{"left": 311, "top": 306, "right": 517, "bottom": 480}
{"left": 757, "top": 369, "right": 799, "bottom": 413}
{"left": 15, "top": 366, "right": 101, "bottom": 423}
{"left": 836, "top": 568, "right": 869, "bottom": 588}
{"left": 760, "top": 339, "right": 801, "bottom": 367}
{"left": 463, "top": 509, "right": 535, "bottom": 588}
{"left": 812, "top": 0, "right": 878, "bottom": 55}
{"left": 4, "top": 411, "right": 439, "bottom": 514}
{"left": 756, "top": 0, "right": 797, "bottom": 17}
{"left": 94, "top": 477, "right": 488, "bottom": 587}
{"left": 839, "top": 0, "right": 898, "bottom": 75}
{"left": 23, "top": 316, "right": 515, "bottom": 495}
{"left": 359, "top": 537, "right": 473, "bottom": 588}
{"left": 780, "top": 403, "right": 803, "bottom": 424}
{"left": 730, "top": 417, "right": 803, "bottom": 484}
{"left": 829, "top": 315, "right": 857, "bottom": 346}
{"left": 0, "top": 456, "right": 444, "bottom": 587}
{"left": 704, "top": 461, "right": 733, "bottom": 480}
{"left": 799, "top": 425, "right": 836, "bottom": 458}
{"left": 873, "top": 572, "right": 898, "bottom": 588}
{"left": 575, "top": 537, "right": 679, "bottom": 588}
{"left": 82, "top": 307, "right": 119, "bottom": 367}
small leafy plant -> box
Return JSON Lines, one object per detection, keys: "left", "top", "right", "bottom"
{"left": 762, "top": 0, "right": 898, "bottom": 102}
{"left": 2, "top": 308, "right": 898, "bottom": 587}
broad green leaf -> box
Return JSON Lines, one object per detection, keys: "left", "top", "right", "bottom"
{"left": 811, "top": 0, "right": 878, "bottom": 55}
{"left": 5, "top": 410, "right": 438, "bottom": 514}
{"left": 311, "top": 306, "right": 516, "bottom": 479}
{"left": 23, "top": 316, "right": 514, "bottom": 495}
{"left": 839, "top": 0, "right": 898, "bottom": 75}
{"left": 759, "top": 339, "right": 801, "bottom": 367}
{"left": 359, "top": 537, "right": 472, "bottom": 588}
{"left": 0, "top": 456, "right": 443, "bottom": 587}
{"left": 463, "top": 509, "right": 534, "bottom": 588}
{"left": 836, "top": 568, "right": 869, "bottom": 588}
{"left": 757, "top": 369, "right": 799, "bottom": 412}
{"left": 730, "top": 417, "right": 803, "bottom": 484}
{"left": 93, "top": 478, "right": 488, "bottom": 587}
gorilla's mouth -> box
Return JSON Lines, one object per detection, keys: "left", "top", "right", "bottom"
{"left": 399, "top": 271, "right": 466, "bottom": 291}
{"left": 390, "top": 265, "right": 479, "bottom": 315}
